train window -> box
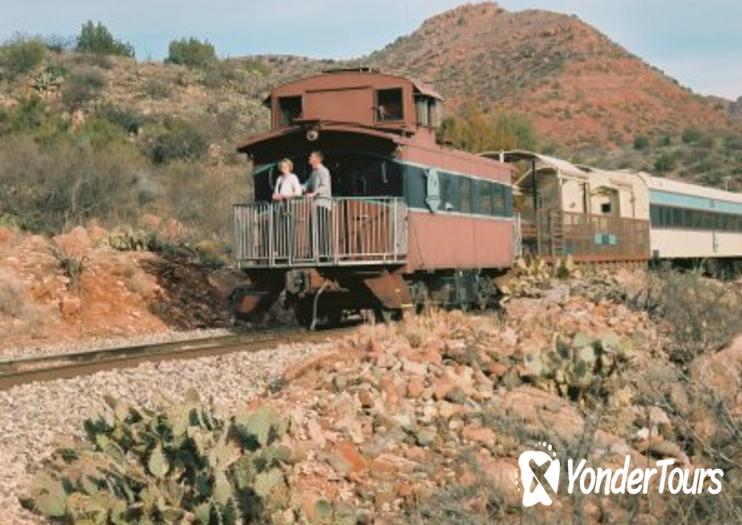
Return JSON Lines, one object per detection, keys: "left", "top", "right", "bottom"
{"left": 278, "top": 96, "right": 302, "bottom": 126}
{"left": 415, "top": 98, "right": 429, "bottom": 126}
{"left": 672, "top": 207, "right": 683, "bottom": 227}
{"left": 376, "top": 88, "right": 404, "bottom": 121}
{"left": 460, "top": 178, "right": 472, "bottom": 213}
{"left": 650, "top": 205, "right": 660, "bottom": 226}
{"left": 479, "top": 182, "right": 493, "bottom": 215}
{"left": 493, "top": 185, "right": 505, "bottom": 216}
{"left": 442, "top": 173, "right": 459, "bottom": 211}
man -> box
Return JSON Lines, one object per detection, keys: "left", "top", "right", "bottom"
{"left": 304, "top": 151, "right": 332, "bottom": 258}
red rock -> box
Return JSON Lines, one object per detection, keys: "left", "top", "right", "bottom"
{"left": 282, "top": 350, "right": 342, "bottom": 383}
{"left": 432, "top": 376, "right": 456, "bottom": 400}
{"left": 379, "top": 375, "right": 402, "bottom": 412}
{"left": 461, "top": 424, "right": 495, "bottom": 444}
{"left": 336, "top": 441, "right": 368, "bottom": 473}
{"left": 59, "top": 295, "right": 82, "bottom": 318}
{"left": 487, "top": 361, "right": 509, "bottom": 378}
{"left": 406, "top": 377, "right": 425, "bottom": 399}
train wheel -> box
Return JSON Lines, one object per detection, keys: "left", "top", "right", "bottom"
{"left": 374, "top": 307, "right": 401, "bottom": 323}
{"left": 295, "top": 297, "right": 314, "bottom": 328}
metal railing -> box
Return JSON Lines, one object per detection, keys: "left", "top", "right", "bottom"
{"left": 234, "top": 197, "right": 407, "bottom": 267}
{"left": 520, "top": 209, "right": 650, "bottom": 261}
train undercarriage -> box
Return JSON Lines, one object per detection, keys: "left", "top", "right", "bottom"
{"left": 230, "top": 266, "right": 507, "bottom": 329}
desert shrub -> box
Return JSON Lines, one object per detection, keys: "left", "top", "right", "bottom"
{"left": 438, "top": 103, "right": 538, "bottom": 153}
{"left": 76, "top": 20, "right": 134, "bottom": 57}
{"left": 0, "top": 279, "right": 27, "bottom": 317}
{"left": 141, "top": 77, "right": 170, "bottom": 99}
{"left": 97, "top": 103, "right": 143, "bottom": 134}
{"left": 161, "top": 162, "right": 249, "bottom": 245}
{"left": 0, "top": 35, "right": 46, "bottom": 78}
{"left": 633, "top": 134, "right": 649, "bottom": 150}
{"left": 150, "top": 118, "right": 209, "bottom": 164}
{"left": 51, "top": 246, "right": 87, "bottom": 292}
{"left": 41, "top": 34, "right": 72, "bottom": 53}
{"left": 649, "top": 269, "right": 741, "bottom": 363}
{"left": 681, "top": 127, "right": 703, "bottom": 144}
{"left": 201, "top": 60, "right": 243, "bottom": 88}
{"left": 653, "top": 151, "right": 678, "bottom": 172}
{"left": 61, "top": 66, "right": 106, "bottom": 108}
{"left": 23, "top": 393, "right": 292, "bottom": 524}
{"left": 0, "top": 126, "right": 145, "bottom": 234}
{"left": 0, "top": 97, "right": 56, "bottom": 136}
{"left": 166, "top": 37, "right": 216, "bottom": 68}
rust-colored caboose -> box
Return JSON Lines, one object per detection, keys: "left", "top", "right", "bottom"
{"left": 233, "top": 68, "right": 515, "bottom": 326}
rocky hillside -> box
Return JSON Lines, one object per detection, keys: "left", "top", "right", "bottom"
{"left": 365, "top": 2, "right": 733, "bottom": 148}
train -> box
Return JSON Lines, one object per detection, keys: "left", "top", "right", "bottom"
{"left": 230, "top": 68, "right": 742, "bottom": 326}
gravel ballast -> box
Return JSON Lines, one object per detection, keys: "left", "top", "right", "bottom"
{"left": 0, "top": 339, "right": 333, "bottom": 524}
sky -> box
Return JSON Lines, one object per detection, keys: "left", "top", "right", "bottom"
{"left": 1, "top": 0, "right": 741, "bottom": 99}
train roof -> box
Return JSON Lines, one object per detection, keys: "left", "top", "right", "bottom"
{"left": 262, "top": 68, "right": 444, "bottom": 107}
{"left": 644, "top": 175, "right": 742, "bottom": 204}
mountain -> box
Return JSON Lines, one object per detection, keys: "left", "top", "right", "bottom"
{"left": 364, "top": 2, "right": 732, "bottom": 148}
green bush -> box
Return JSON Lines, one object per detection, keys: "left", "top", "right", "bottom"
{"left": 150, "top": 119, "right": 208, "bottom": 164}
{"left": 98, "top": 104, "right": 143, "bottom": 135}
{"left": 633, "top": 134, "right": 649, "bottom": 150}
{"left": 681, "top": 127, "right": 703, "bottom": 144}
{"left": 162, "top": 162, "right": 250, "bottom": 244}
{"left": 0, "top": 35, "right": 46, "bottom": 78}
{"left": 0, "top": 121, "right": 145, "bottom": 233}
{"left": 61, "top": 67, "right": 106, "bottom": 108}
{"left": 654, "top": 151, "right": 678, "bottom": 172}
{"left": 167, "top": 37, "right": 216, "bottom": 68}
{"left": 141, "top": 78, "right": 170, "bottom": 99}
{"left": 76, "top": 21, "right": 134, "bottom": 57}
{"left": 24, "top": 393, "right": 291, "bottom": 524}
{"left": 438, "top": 103, "right": 538, "bottom": 152}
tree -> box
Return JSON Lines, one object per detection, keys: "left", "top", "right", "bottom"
{"left": 166, "top": 38, "right": 216, "bottom": 68}
{"left": 654, "top": 152, "right": 678, "bottom": 173}
{"left": 76, "top": 21, "right": 134, "bottom": 57}
{"left": 437, "top": 103, "right": 538, "bottom": 153}
{"left": 633, "top": 135, "right": 649, "bottom": 150}
{"left": 0, "top": 35, "right": 46, "bottom": 78}
{"left": 681, "top": 127, "right": 703, "bottom": 144}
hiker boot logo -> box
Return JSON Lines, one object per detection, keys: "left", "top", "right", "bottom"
{"left": 517, "top": 442, "right": 560, "bottom": 507}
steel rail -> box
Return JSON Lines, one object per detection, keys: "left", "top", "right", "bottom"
{"left": 0, "top": 327, "right": 353, "bottom": 391}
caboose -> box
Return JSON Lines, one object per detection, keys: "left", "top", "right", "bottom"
{"left": 233, "top": 68, "right": 516, "bottom": 326}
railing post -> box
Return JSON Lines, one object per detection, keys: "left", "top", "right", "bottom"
{"left": 334, "top": 200, "right": 339, "bottom": 265}
{"left": 393, "top": 198, "right": 398, "bottom": 262}
{"left": 268, "top": 204, "right": 274, "bottom": 267}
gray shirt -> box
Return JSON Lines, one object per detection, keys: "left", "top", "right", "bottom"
{"left": 305, "top": 164, "right": 332, "bottom": 208}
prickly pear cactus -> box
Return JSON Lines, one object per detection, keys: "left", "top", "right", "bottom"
{"left": 522, "top": 331, "right": 633, "bottom": 405}
{"left": 23, "top": 390, "right": 291, "bottom": 524}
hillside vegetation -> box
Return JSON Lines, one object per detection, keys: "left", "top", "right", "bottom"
{"left": 0, "top": 3, "right": 740, "bottom": 250}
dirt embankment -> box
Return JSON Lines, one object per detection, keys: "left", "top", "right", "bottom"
{"left": 0, "top": 224, "right": 243, "bottom": 355}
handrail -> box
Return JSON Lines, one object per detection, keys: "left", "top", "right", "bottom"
{"left": 234, "top": 197, "right": 407, "bottom": 268}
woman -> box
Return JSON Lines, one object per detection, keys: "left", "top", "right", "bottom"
{"left": 272, "top": 159, "right": 302, "bottom": 201}
{"left": 271, "top": 159, "right": 302, "bottom": 260}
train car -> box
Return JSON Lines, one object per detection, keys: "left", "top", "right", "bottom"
{"left": 232, "top": 68, "right": 516, "bottom": 325}
{"left": 642, "top": 175, "right": 742, "bottom": 266}
{"left": 493, "top": 151, "right": 651, "bottom": 264}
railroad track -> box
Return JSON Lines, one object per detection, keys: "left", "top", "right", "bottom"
{"left": 0, "top": 326, "right": 354, "bottom": 391}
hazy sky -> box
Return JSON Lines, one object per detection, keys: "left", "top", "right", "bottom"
{"left": 2, "top": 1, "right": 741, "bottom": 99}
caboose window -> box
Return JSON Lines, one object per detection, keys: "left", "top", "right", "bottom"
{"left": 278, "top": 96, "right": 302, "bottom": 126}
{"left": 460, "top": 178, "right": 472, "bottom": 213}
{"left": 376, "top": 88, "right": 403, "bottom": 121}
{"left": 479, "top": 182, "right": 493, "bottom": 215}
